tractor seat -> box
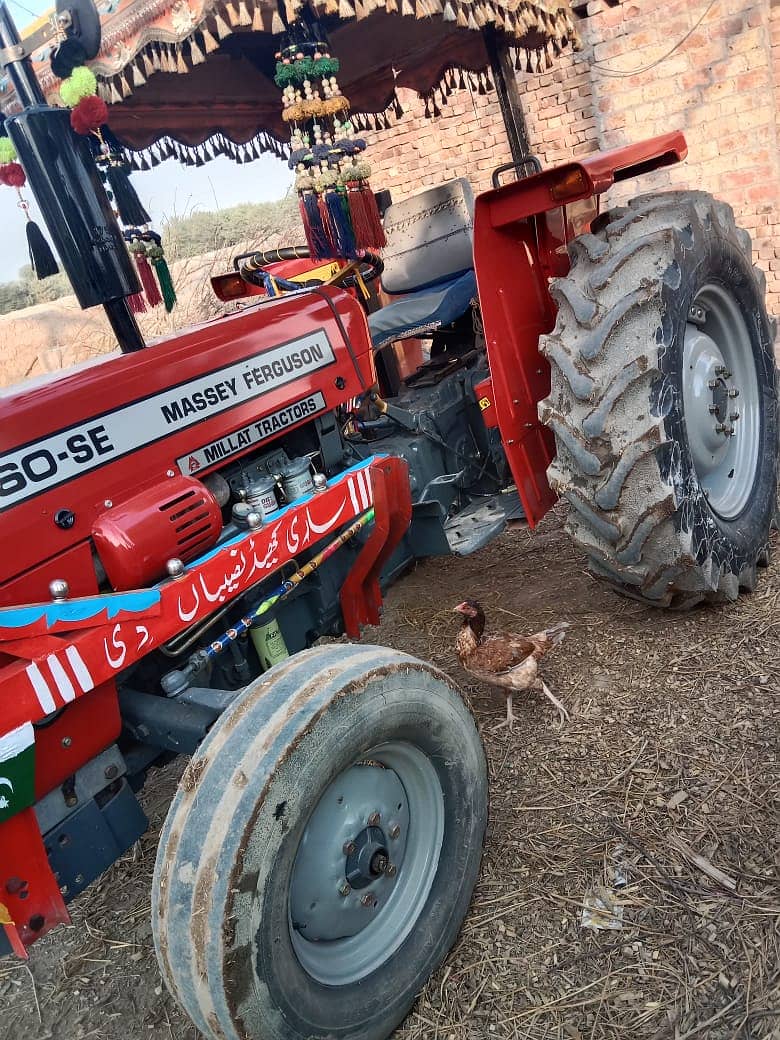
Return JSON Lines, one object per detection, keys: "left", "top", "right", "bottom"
{"left": 368, "top": 270, "right": 477, "bottom": 350}
{"left": 368, "top": 178, "right": 476, "bottom": 350}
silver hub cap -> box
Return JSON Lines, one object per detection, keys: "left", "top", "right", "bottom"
{"left": 682, "top": 284, "right": 760, "bottom": 519}
{"left": 289, "top": 741, "right": 444, "bottom": 985}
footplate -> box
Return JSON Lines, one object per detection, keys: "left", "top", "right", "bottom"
{"left": 443, "top": 490, "right": 525, "bottom": 555}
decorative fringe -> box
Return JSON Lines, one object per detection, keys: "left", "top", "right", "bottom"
{"left": 299, "top": 193, "right": 331, "bottom": 260}
{"left": 128, "top": 291, "right": 147, "bottom": 313}
{"left": 106, "top": 164, "right": 151, "bottom": 225}
{"left": 152, "top": 255, "right": 177, "bottom": 312}
{"left": 323, "top": 190, "right": 356, "bottom": 256}
{"left": 26, "top": 220, "right": 59, "bottom": 279}
{"left": 135, "top": 252, "right": 163, "bottom": 307}
{"left": 347, "top": 183, "right": 386, "bottom": 250}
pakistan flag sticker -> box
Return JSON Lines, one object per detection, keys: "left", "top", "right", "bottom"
{"left": 0, "top": 722, "right": 35, "bottom": 824}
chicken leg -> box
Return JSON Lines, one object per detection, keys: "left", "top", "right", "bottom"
{"left": 537, "top": 680, "right": 570, "bottom": 726}
{"left": 491, "top": 692, "right": 516, "bottom": 732}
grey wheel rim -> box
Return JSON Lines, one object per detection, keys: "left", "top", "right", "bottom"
{"left": 288, "top": 740, "right": 445, "bottom": 986}
{"left": 682, "top": 282, "right": 760, "bottom": 519}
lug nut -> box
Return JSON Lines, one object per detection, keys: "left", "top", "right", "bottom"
{"left": 343, "top": 840, "right": 356, "bottom": 856}
{"left": 715, "top": 365, "right": 726, "bottom": 375}
{"left": 708, "top": 405, "right": 718, "bottom": 415}
{"left": 338, "top": 881, "right": 351, "bottom": 897}
{"left": 361, "top": 893, "right": 377, "bottom": 908}
{"left": 714, "top": 423, "right": 727, "bottom": 433}
{"left": 367, "top": 812, "right": 381, "bottom": 827}
{"left": 729, "top": 411, "right": 740, "bottom": 422}
{"left": 386, "top": 863, "right": 397, "bottom": 877}
{"left": 708, "top": 379, "right": 718, "bottom": 390}
{"left": 728, "top": 388, "right": 740, "bottom": 398}
{"left": 388, "top": 824, "right": 400, "bottom": 840}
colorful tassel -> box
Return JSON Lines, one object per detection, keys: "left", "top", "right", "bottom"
{"left": 299, "top": 192, "right": 332, "bottom": 260}
{"left": 134, "top": 250, "right": 163, "bottom": 307}
{"left": 323, "top": 189, "right": 356, "bottom": 256}
{"left": 128, "top": 291, "right": 147, "bottom": 313}
{"left": 347, "top": 183, "right": 386, "bottom": 250}
{"left": 148, "top": 245, "right": 177, "bottom": 312}
{"left": 106, "top": 163, "right": 151, "bottom": 226}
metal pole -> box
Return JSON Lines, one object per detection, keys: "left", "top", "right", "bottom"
{"left": 0, "top": 1, "right": 145, "bottom": 353}
{"left": 482, "top": 25, "right": 532, "bottom": 170}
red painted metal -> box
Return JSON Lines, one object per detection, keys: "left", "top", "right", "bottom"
{"left": 0, "top": 808, "right": 70, "bottom": 953}
{"left": 92, "top": 476, "right": 222, "bottom": 591}
{"left": 340, "top": 457, "right": 412, "bottom": 636}
{"left": 33, "top": 682, "right": 121, "bottom": 799}
{"left": 473, "top": 132, "right": 687, "bottom": 526}
{"left": 0, "top": 287, "right": 374, "bottom": 597}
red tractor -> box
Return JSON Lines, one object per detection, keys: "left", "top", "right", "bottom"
{"left": 0, "top": 5, "right": 776, "bottom": 1040}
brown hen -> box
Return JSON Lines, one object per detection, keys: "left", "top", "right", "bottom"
{"left": 454, "top": 600, "right": 570, "bottom": 729}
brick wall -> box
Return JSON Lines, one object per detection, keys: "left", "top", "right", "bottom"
{"left": 366, "top": 0, "right": 780, "bottom": 313}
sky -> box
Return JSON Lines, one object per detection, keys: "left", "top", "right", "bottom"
{"left": 0, "top": 0, "right": 293, "bottom": 281}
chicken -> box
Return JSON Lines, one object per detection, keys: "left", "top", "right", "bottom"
{"left": 453, "top": 600, "right": 570, "bottom": 729}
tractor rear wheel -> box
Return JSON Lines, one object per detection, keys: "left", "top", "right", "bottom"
{"left": 152, "top": 644, "right": 487, "bottom": 1040}
{"left": 540, "top": 191, "right": 778, "bottom": 607}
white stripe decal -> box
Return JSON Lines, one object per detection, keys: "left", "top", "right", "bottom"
{"left": 347, "top": 476, "right": 360, "bottom": 513}
{"left": 26, "top": 662, "right": 56, "bottom": 714}
{"left": 47, "top": 655, "right": 75, "bottom": 703}
{"left": 358, "top": 469, "right": 371, "bottom": 509}
{"left": 65, "top": 646, "right": 94, "bottom": 693}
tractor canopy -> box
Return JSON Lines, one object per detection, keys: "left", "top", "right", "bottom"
{"left": 0, "top": 0, "right": 578, "bottom": 167}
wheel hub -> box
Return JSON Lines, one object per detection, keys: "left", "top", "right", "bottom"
{"left": 682, "top": 286, "right": 759, "bottom": 519}
{"left": 345, "top": 826, "right": 390, "bottom": 889}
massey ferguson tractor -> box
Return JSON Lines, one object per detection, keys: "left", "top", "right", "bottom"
{"left": 0, "top": 1, "right": 777, "bottom": 1038}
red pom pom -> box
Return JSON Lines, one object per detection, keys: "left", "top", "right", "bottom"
{"left": 0, "top": 162, "right": 26, "bottom": 188}
{"left": 70, "top": 95, "right": 108, "bottom": 136}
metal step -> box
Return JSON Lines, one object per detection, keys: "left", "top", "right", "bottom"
{"left": 443, "top": 490, "right": 525, "bottom": 556}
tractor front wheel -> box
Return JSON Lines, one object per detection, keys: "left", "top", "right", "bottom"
{"left": 152, "top": 644, "right": 487, "bottom": 1040}
{"left": 540, "top": 191, "right": 778, "bottom": 607}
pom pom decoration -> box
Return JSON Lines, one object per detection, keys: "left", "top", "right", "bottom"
{"left": 0, "top": 162, "right": 26, "bottom": 188}
{"left": 0, "top": 138, "right": 16, "bottom": 164}
{"left": 70, "top": 95, "right": 108, "bottom": 136}
{"left": 59, "top": 66, "right": 98, "bottom": 107}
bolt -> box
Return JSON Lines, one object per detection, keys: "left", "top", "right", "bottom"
{"left": 49, "top": 579, "right": 69, "bottom": 602}
{"left": 708, "top": 405, "right": 718, "bottom": 415}
{"left": 61, "top": 736, "right": 72, "bottom": 748}
{"left": 166, "top": 469, "right": 176, "bottom": 478}
{"left": 104, "top": 764, "right": 119, "bottom": 780}
{"left": 166, "top": 558, "right": 185, "bottom": 578}
{"left": 715, "top": 365, "right": 726, "bottom": 375}
{"left": 360, "top": 893, "right": 377, "bottom": 909}
{"left": 104, "top": 500, "right": 113, "bottom": 508}
{"left": 65, "top": 795, "right": 78, "bottom": 808}
{"left": 388, "top": 824, "right": 401, "bottom": 840}
{"left": 343, "top": 840, "right": 356, "bottom": 856}
{"left": 338, "top": 881, "right": 351, "bottom": 897}
{"left": 246, "top": 511, "right": 263, "bottom": 530}
{"left": 728, "top": 388, "right": 740, "bottom": 398}
{"left": 723, "top": 371, "right": 732, "bottom": 380}
{"left": 367, "top": 811, "right": 381, "bottom": 827}
{"left": 708, "top": 379, "right": 718, "bottom": 390}
{"left": 729, "top": 412, "right": 740, "bottom": 422}
{"left": 74, "top": 874, "right": 84, "bottom": 885}
{"left": 386, "top": 863, "right": 397, "bottom": 877}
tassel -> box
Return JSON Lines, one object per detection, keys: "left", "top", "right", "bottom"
{"left": 26, "top": 220, "right": 59, "bottom": 279}
{"left": 128, "top": 291, "right": 147, "bottom": 314}
{"left": 132, "top": 61, "right": 146, "bottom": 86}
{"left": 190, "top": 35, "right": 205, "bottom": 64}
{"left": 203, "top": 27, "right": 220, "bottom": 52}
{"left": 299, "top": 193, "right": 331, "bottom": 260}
{"left": 151, "top": 254, "right": 177, "bottom": 312}
{"left": 135, "top": 251, "right": 163, "bottom": 307}
{"left": 215, "top": 10, "right": 231, "bottom": 37}
{"left": 347, "top": 183, "right": 386, "bottom": 250}
{"left": 106, "top": 163, "right": 151, "bottom": 225}
{"left": 323, "top": 189, "right": 356, "bottom": 256}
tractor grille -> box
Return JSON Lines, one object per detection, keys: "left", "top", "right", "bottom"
{"left": 160, "top": 488, "right": 218, "bottom": 561}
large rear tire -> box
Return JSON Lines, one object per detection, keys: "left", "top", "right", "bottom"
{"left": 539, "top": 191, "right": 778, "bottom": 607}
{"left": 152, "top": 644, "right": 487, "bottom": 1040}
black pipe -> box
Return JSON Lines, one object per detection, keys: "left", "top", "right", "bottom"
{"left": 482, "top": 26, "right": 533, "bottom": 172}
{"left": 0, "top": 2, "right": 145, "bottom": 353}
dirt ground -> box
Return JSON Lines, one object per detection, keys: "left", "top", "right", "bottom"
{"left": 2, "top": 508, "right": 779, "bottom": 1040}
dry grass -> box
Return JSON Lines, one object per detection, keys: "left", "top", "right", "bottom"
{"left": 1, "top": 507, "right": 778, "bottom": 1039}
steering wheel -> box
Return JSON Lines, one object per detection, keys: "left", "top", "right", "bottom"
{"left": 235, "top": 246, "right": 383, "bottom": 291}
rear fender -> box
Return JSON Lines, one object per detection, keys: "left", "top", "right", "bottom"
{"left": 473, "top": 132, "right": 687, "bottom": 526}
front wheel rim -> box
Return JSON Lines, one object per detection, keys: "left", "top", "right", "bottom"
{"left": 288, "top": 740, "right": 445, "bottom": 986}
{"left": 681, "top": 282, "right": 761, "bottom": 520}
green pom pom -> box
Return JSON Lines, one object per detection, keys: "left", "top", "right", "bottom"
{"left": 60, "top": 66, "right": 98, "bottom": 107}
{"left": 0, "top": 137, "right": 17, "bottom": 163}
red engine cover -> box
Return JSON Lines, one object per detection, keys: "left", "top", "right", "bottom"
{"left": 92, "top": 475, "right": 222, "bottom": 590}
